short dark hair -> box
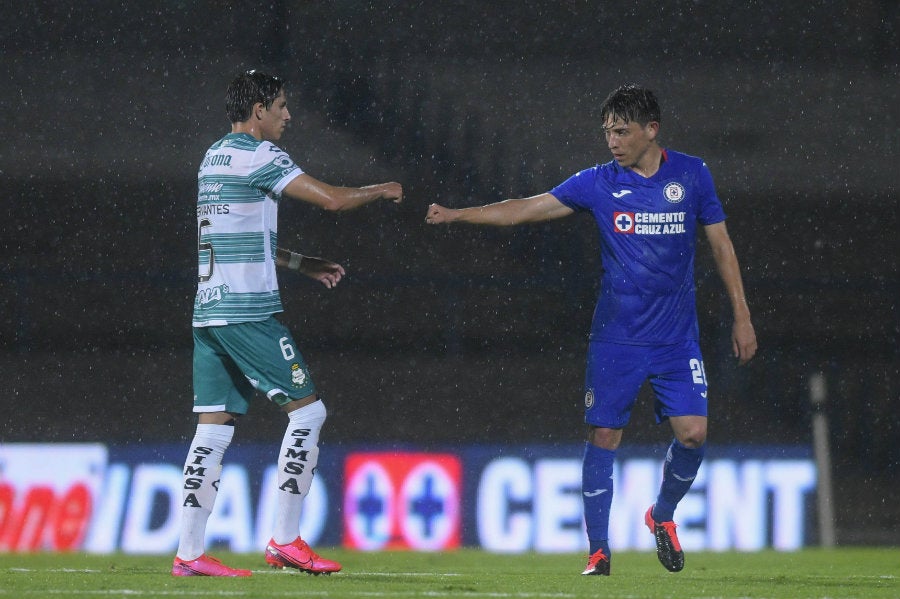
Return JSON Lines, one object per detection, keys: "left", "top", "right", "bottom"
{"left": 225, "top": 70, "right": 285, "bottom": 123}
{"left": 600, "top": 84, "right": 660, "bottom": 126}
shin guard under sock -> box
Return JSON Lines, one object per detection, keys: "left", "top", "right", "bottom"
{"left": 272, "top": 400, "right": 327, "bottom": 544}
{"left": 653, "top": 439, "right": 705, "bottom": 522}
{"left": 582, "top": 442, "right": 615, "bottom": 556}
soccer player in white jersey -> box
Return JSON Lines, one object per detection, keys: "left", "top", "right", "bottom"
{"left": 425, "top": 85, "right": 756, "bottom": 576}
{"left": 172, "top": 70, "right": 402, "bottom": 577}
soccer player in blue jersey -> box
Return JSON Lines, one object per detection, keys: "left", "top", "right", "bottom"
{"left": 173, "top": 70, "right": 402, "bottom": 577}
{"left": 425, "top": 84, "right": 756, "bottom": 576}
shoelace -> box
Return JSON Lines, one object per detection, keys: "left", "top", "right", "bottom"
{"left": 297, "top": 540, "right": 322, "bottom": 559}
{"left": 587, "top": 549, "right": 607, "bottom": 566}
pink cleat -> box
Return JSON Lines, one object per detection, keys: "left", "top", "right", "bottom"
{"left": 172, "top": 554, "right": 252, "bottom": 577}
{"left": 265, "top": 537, "right": 342, "bottom": 574}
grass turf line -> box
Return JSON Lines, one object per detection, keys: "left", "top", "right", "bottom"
{"left": 1, "top": 548, "right": 898, "bottom": 599}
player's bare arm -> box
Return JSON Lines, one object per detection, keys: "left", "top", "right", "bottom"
{"left": 703, "top": 221, "right": 757, "bottom": 364}
{"left": 275, "top": 247, "right": 345, "bottom": 289}
{"left": 284, "top": 173, "right": 403, "bottom": 212}
{"left": 425, "top": 193, "right": 573, "bottom": 226}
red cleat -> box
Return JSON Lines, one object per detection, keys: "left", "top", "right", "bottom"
{"left": 645, "top": 505, "right": 684, "bottom": 572}
{"left": 265, "top": 537, "right": 342, "bottom": 574}
{"left": 581, "top": 548, "right": 611, "bottom": 576}
{"left": 172, "top": 554, "right": 252, "bottom": 577}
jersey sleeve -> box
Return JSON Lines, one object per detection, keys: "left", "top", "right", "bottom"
{"left": 696, "top": 161, "right": 726, "bottom": 225}
{"left": 549, "top": 167, "right": 598, "bottom": 211}
{"left": 249, "top": 142, "right": 304, "bottom": 196}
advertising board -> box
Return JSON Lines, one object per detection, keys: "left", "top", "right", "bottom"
{"left": 0, "top": 443, "right": 816, "bottom": 554}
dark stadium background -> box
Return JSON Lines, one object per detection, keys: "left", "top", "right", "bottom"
{"left": 2, "top": 2, "right": 897, "bottom": 545}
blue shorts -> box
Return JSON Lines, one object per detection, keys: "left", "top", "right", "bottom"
{"left": 583, "top": 340, "right": 708, "bottom": 428}
{"left": 192, "top": 317, "right": 317, "bottom": 414}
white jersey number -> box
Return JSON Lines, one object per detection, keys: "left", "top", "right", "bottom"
{"left": 279, "top": 337, "right": 296, "bottom": 361}
{"left": 689, "top": 358, "right": 707, "bottom": 386}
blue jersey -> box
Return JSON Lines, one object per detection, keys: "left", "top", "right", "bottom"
{"left": 550, "top": 149, "right": 726, "bottom": 345}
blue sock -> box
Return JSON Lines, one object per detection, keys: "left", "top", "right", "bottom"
{"left": 653, "top": 439, "right": 705, "bottom": 522}
{"left": 582, "top": 442, "right": 615, "bottom": 556}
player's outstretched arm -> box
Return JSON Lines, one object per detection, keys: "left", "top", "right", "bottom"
{"left": 425, "top": 193, "right": 573, "bottom": 227}
{"left": 704, "top": 221, "right": 757, "bottom": 364}
{"left": 275, "top": 248, "right": 345, "bottom": 289}
{"left": 283, "top": 173, "right": 402, "bottom": 212}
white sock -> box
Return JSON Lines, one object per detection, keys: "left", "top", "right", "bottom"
{"left": 176, "top": 423, "right": 234, "bottom": 560}
{"left": 271, "top": 400, "right": 326, "bottom": 545}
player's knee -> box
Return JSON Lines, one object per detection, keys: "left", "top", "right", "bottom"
{"left": 676, "top": 429, "right": 706, "bottom": 448}
{"left": 671, "top": 415, "right": 707, "bottom": 448}
{"left": 198, "top": 412, "right": 238, "bottom": 426}
{"left": 587, "top": 426, "right": 622, "bottom": 450}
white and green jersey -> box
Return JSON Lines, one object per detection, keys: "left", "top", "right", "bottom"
{"left": 192, "top": 132, "right": 303, "bottom": 327}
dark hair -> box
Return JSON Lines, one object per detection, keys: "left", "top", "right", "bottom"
{"left": 600, "top": 84, "right": 660, "bottom": 126}
{"left": 225, "top": 70, "right": 285, "bottom": 123}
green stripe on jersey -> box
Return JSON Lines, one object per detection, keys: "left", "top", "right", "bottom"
{"left": 202, "top": 232, "right": 267, "bottom": 263}
{"left": 193, "top": 291, "right": 283, "bottom": 325}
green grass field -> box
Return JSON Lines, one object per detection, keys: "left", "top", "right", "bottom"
{"left": 1, "top": 548, "right": 897, "bottom": 599}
